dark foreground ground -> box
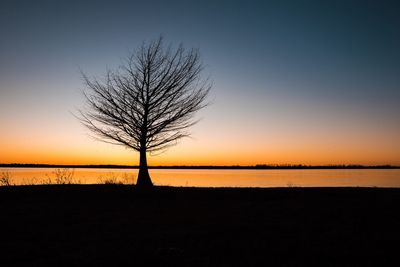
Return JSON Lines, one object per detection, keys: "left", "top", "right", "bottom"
{"left": 1, "top": 186, "right": 399, "bottom": 266}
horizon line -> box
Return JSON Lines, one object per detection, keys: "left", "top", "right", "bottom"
{"left": 0, "top": 163, "right": 399, "bottom": 169}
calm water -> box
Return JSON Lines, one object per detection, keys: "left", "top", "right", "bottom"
{"left": 1, "top": 168, "right": 400, "bottom": 187}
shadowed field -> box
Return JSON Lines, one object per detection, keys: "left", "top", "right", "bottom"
{"left": 1, "top": 186, "right": 399, "bottom": 266}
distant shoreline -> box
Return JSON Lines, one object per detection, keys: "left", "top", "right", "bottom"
{"left": 0, "top": 163, "right": 398, "bottom": 169}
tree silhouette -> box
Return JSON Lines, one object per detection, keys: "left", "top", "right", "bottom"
{"left": 78, "top": 37, "right": 211, "bottom": 187}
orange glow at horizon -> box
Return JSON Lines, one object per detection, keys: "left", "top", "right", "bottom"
{"left": 1, "top": 130, "right": 399, "bottom": 166}
{"left": 1, "top": 86, "right": 399, "bottom": 166}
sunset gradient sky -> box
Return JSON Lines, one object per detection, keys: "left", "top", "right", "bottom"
{"left": 1, "top": 0, "right": 399, "bottom": 166}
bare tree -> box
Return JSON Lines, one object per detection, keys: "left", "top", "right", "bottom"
{"left": 78, "top": 37, "right": 211, "bottom": 187}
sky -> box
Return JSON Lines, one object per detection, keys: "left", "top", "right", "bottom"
{"left": 0, "top": 0, "right": 399, "bottom": 166}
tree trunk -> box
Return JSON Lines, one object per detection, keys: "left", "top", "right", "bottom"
{"left": 136, "top": 148, "right": 153, "bottom": 187}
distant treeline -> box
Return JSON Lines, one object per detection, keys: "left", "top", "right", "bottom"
{"left": 0, "top": 163, "right": 398, "bottom": 169}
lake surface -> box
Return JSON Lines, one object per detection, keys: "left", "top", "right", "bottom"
{"left": 1, "top": 168, "right": 400, "bottom": 187}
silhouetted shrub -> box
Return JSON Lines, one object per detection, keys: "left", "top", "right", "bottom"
{"left": 0, "top": 171, "right": 13, "bottom": 186}
{"left": 53, "top": 168, "right": 75, "bottom": 184}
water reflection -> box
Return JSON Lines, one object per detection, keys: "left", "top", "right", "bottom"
{"left": 1, "top": 168, "right": 400, "bottom": 187}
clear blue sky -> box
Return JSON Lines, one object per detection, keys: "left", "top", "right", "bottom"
{"left": 1, "top": 0, "right": 399, "bottom": 165}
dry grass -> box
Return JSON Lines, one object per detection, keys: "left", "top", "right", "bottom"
{"left": 98, "top": 173, "right": 123, "bottom": 185}
{"left": 0, "top": 171, "right": 13, "bottom": 186}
